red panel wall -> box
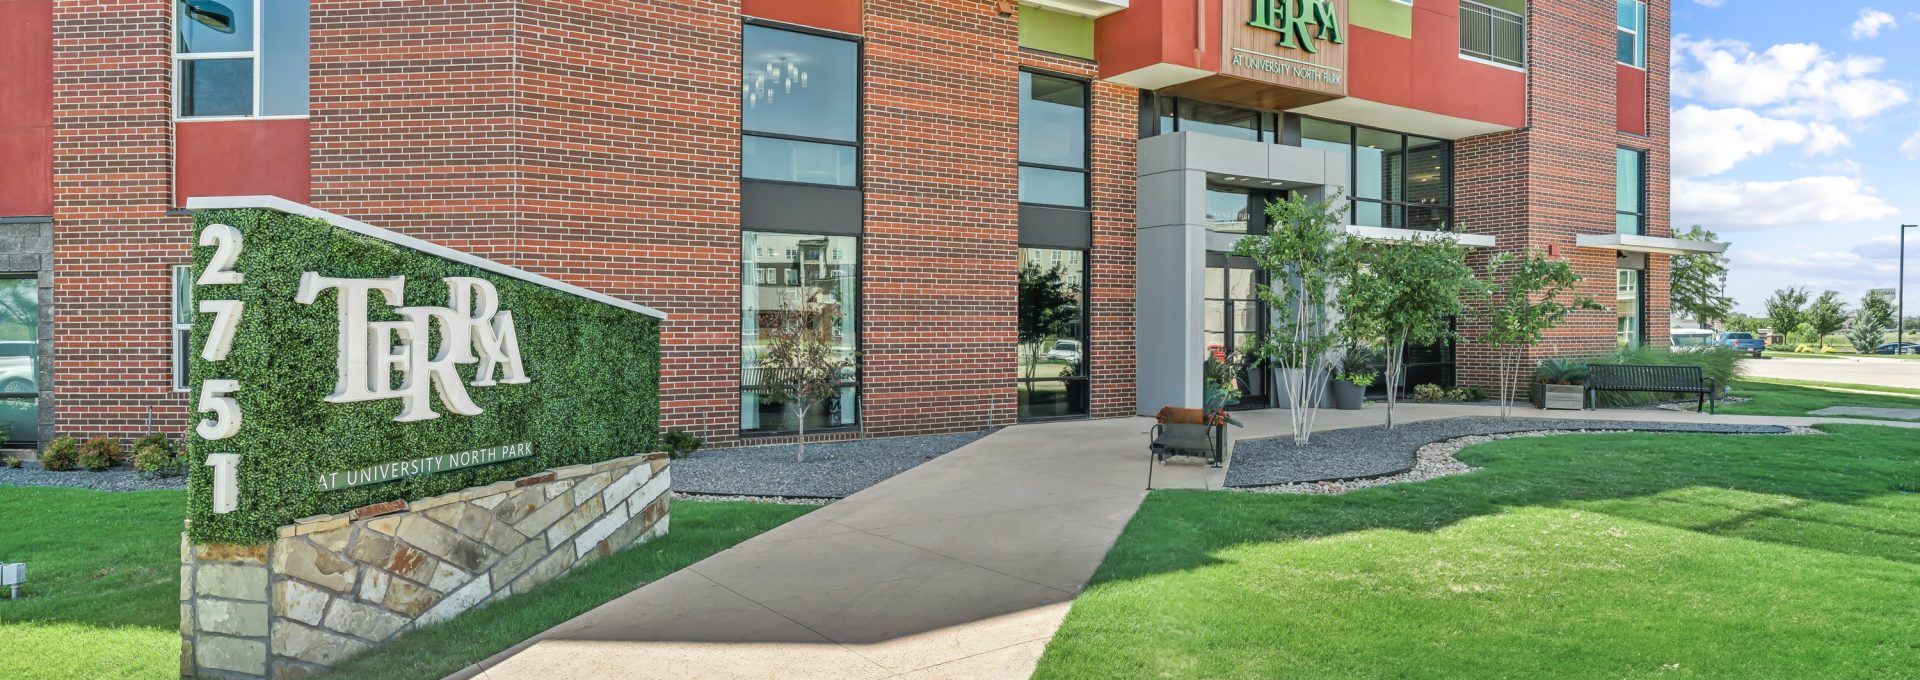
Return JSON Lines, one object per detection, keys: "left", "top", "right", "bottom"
{"left": 741, "top": 0, "right": 861, "bottom": 34}
{"left": 1616, "top": 63, "right": 1647, "bottom": 135}
{"left": 0, "top": 0, "right": 53, "bottom": 216}
{"left": 1347, "top": 8, "right": 1526, "bottom": 129}
{"left": 1094, "top": 0, "right": 1217, "bottom": 81}
{"left": 175, "top": 119, "right": 313, "bottom": 206}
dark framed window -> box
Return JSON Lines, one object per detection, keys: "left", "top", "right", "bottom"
{"left": 742, "top": 25, "right": 860, "bottom": 187}
{"left": 173, "top": 265, "right": 193, "bottom": 391}
{"left": 0, "top": 276, "right": 39, "bottom": 443}
{"left": 1616, "top": 0, "right": 1646, "bottom": 68}
{"left": 1018, "top": 248, "right": 1087, "bottom": 420}
{"left": 1020, "top": 71, "right": 1090, "bottom": 208}
{"left": 1146, "top": 96, "right": 1280, "bottom": 142}
{"left": 175, "top": 0, "right": 310, "bottom": 118}
{"left": 1459, "top": 0, "right": 1525, "bottom": 69}
{"left": 1616, "top": 268, "right": 1645, "bottom": 347}
{"left": 1616, "top": 147, "right": 1646, "bottom": 235}
{"left": 1301, "top": 118, "right": 1454, "bottom": 231}
{"left": 741, "top": 231, "right": 859, "bottom": 434}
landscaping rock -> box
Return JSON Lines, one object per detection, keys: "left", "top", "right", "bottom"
{"left": 672, "top": 430, "right": 989, "bottom": 498}
{"left": 0, "top": 465, "right": 186, "bottom": 491}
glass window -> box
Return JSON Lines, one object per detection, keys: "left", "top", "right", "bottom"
{"left": 742, "top": 231, "right": 859, "bottom": 434}
{"left": 1018, "top": 248, "right": 1087, "bottom": 420}
{"left": 0, "top": 277, "right": 38, "bottom": 443}
{"left": 742, "top": 26, "right": 859, "bottom": 186}
{"left": 173, "top": 266, "right": 193, "bottom": 391}
{"left": 1178, "top": 100, "right": 1262, "bottom": 142}
{"left": 1617, "top": 269, "right": 1642, "bottom": 347}
{"left": 1019, "top": 72, "right": 1089, "bottom": 207}
{"left": 1459, "top": 1, "right": 1526, "bottom": 69}
{"left": 1616, "top": 147, "right": 1645, "bottom": 235}
{"left": 1204, "top": 186, "right": 1252, "bottom": 234}
{"left": 1305, "top": 118, "right": 1453, "bottom": 231}
{"left": 1617, "top": 0, "right": 1646, "bottom": 67}
{"left": 176, "top": 0, "right": 309, "bottom": 118}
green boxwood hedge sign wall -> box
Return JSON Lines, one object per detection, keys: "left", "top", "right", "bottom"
{"left": 185, "top": 201, "right": 664, "bottom": 544}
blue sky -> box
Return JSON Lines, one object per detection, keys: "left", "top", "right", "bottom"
{"left": 1670, "top": 0, "right": 1919, "bottom": 314}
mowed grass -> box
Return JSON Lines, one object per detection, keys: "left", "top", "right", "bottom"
{"left": 1033, "top": 425, "right": 1920, "bottom": 680}
{"left": 0, "top": 488, "right": 811, "bottom": 680}
{"left": 1718, "top": 379, "right": 1920, "bottom": 421}
{"left": 0, "top": 487, "right": 185, "bottom": 679}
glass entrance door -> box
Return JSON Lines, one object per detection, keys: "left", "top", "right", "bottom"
{"left": 1205, "top": 254, "right": 1268, "bottom": 409}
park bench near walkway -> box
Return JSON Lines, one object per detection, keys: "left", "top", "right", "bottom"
{"left": 1587, "top": 364, "right": 1718, "bottom": 413}
{"left": 1148, "top": 407, "right": 1226, "bottom": 489}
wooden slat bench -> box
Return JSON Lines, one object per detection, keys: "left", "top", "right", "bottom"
{"left": 1587, "top": 364, "right": 1718, "bottom": 413}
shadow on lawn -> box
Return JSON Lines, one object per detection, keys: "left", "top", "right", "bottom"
{"left": 1090, "top": 424, "right": 1920, "bottom": 586}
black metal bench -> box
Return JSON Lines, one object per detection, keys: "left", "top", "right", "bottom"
{"left": 1587, "top": 364, "right": 1718, "bottom": 413}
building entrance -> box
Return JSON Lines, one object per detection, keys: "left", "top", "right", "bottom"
{"left": 1204, "top": 253, "right": 1269, "bottom": 409}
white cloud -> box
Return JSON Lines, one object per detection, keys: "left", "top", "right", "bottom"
{"left": 1850, "top": 8, "right": 1897, "bottom": 39}
{"left": 1673, "top": 175, "right": 1899, "bottom": 230}
{"left": 1692, "top": 0, "right": 1725, "bottom": 7}
{"left": 1902, "top": 129, "right": 1920, "bottom": 159}
{"left": 1671, "top": 105, "right": 1849, "bottom": 177}
{"left": 1671, "top": 36, "right": 1910, "bottom": 120}
{"left": 1733, "top": 247, "right": 1897, "bottom": 290}
{"left": 1850, "top": 235, "right": 1907, "bottom": 260}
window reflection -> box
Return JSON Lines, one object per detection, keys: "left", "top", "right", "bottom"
{"left": 0, "top": 278, "right": 38, "bottom": 442}
{"left": 1204, "top": 186, "right": 1251, "bottom": 234}
{"left": 1305, "top": 118, "right": 1453, "bottom": 231}
{"left": 1019, "top": 72, "right": 1088, "bottom": 207}
{"left": 742, "top": 26, "right": 859, "bottom": 186}
{"left": 742, "top": 232, "right": 859, "bottom": 433}
{"left": 1018, "top": 248, "right": 1087, "bottom": 420}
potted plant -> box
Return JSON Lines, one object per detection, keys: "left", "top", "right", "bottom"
{"left": 1329, "top": 346, "right": 1376, "bottom": 411}
{"left": 1534, "top": 357, "right": 1589, "bottom": 410}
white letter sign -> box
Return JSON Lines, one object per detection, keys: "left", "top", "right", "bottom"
{"left": 298, "top": 274, "right": 529, "bottom": 421}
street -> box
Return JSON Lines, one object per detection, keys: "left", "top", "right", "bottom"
{"left": 1745, "top": 355, "right": 1920, "bottom": 390}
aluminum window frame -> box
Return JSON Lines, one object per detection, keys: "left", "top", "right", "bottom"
{"left": 737, "top": 228, "right": 864, "bottom": 437}
{"left": 1458, "top": 0, "right": 1527, "bottom": 70}
{"left": 740, "top": 20, "right": 864, "bottom": 190}
{"left": 1018, "top": 68, "right": 1094, "bottom": 210}
{"left": 1304, "top": 117, "right": 1457, "bottom": 232}
{"left": 1616, "top": 0, "right": 1647, "bottom": 69}
{"left": 1015, "top": 246, "right": 1091, "bottom": 422}
{"left": 1615, "top": 146, "right": 1647, "bottom": 236}
{"left": 173, "top": 0, "right": 265, "bottom": 121}
{"left": 172, "top": 265, "right": 194, "bottom": 392}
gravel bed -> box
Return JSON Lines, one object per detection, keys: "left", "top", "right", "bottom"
{"left": 1225, "top": 416, "right": 1801, "bottom": 489}
{"left": 671, "top": 429, "right": 991, "bottom": 499}
{"left": 0, "top": 465, "right": 187, "bottom": 492}
{"left": 671, "top": 491, "right": 833, "bottom": 506}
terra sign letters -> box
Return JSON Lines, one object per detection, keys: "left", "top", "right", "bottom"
{"left": 1247, "top": 0, "right": 1345, "bottom": 53}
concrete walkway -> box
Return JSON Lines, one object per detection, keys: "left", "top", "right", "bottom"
{"left": 456, "top": 404, "right": 1917, "bottom": 680}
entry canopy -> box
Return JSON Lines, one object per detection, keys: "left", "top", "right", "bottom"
{"left": 1346, "top": 225, "right": 1496, "bottom": 248}
{"left": 1575, "top": 233, "right": 1728, "bottom": 256}
{"left": 1023, "top": 0, "right": 1128, "bottom": 17}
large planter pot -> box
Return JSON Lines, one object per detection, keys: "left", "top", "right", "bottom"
{"left": 1272, "top": 368, "right": 1330, "bottom": 408}
{"left": 1541, "top": 383, "right": 1585, "bottom": 411}
{"left": 1329, "top": 380, "right": 1366, "bottom": 410}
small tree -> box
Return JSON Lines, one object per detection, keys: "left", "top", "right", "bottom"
{"left": 1848, "top": 291, "right": 1896, "bottom": 353}
{"left": 1764, "top": 287, "right": 1809, "bottom": 336}
{"left": 759, "top": 291, "right": 857, "bottom": 463}
{"left": 1018, "top": 260, "right": 1080, "bottom": 395}
{"left": 1671, "top": 225, "right": 1734, "bottom": 327}
{"left": 1725, "top": 314, "right": 1763, "bottom": 334}
{"left": 1340, "top": 232, "right": 1480, "bottom": 429}
{"left": 1470, "top": 249, "right": 1602, "bottom": 419}
{"left": 1232, "top": 192, "right": 1355, "bottom": 446}
{"left": 1803, "top": 290, "right": 1849, "bottom": 342}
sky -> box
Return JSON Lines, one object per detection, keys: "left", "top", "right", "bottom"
{"left": 1670, "top": 0, "right": 1919, "bottom": 314}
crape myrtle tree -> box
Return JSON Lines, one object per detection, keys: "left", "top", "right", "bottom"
{"left": 1765, "top": 287, "right": 1809, "bottom": 337}
{"left": 1848, "top": 291, "right": 1896, "bottom": 353}
{"left": 1671, "top": 225, "right": 1734, "bottom": 328}
{"left": 1232, "top": 192, "right": 1355, "bottom": 446}
{"left": 1018, "top": 260, "right": 1080, "bottom": 399}
{"left": 1340, "top": 231, "right": 1480, "bottom": 429}
{"left": 759, "top": 290, "right": 858, "bottom": 463}
{"left": 1471, "top": 249, "right": 1602, "bottom": 419}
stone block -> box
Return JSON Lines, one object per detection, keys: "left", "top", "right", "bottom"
{"left": 198, "top": 598, "right": 270, "bottom": 637}
{"left": 196, "top": 563, "right": 269, "bottom": 601}
{"left": 272, "top": 621, "right": 372, "bottom": 668}
{"left": 323, "top": 598, "right": 408, "bottom": 642}
{"left": 194, "top": 542, "right": 269, "bottom": 564}
{"left": 308, "top": 526, "right": 351, "bottom": 554}
{"left": 350, "top": 499, "right": 409, "bottom": 521}
{"left": 570, "top": 471, "right": 612, "bottom": 506}
{"left": 349, "top": 530, "right": 399, "bottom": 566}
{"left": 469, "top": 492, "right": 509, "bottom": 510}
{"left": 197, "top": 635, "right": 267, "bottom": 676}
{"left": 380, "top": 576, "right": 442, "bottom": 617}
{"left": 649, "top": 457, "right": 668, "bottom": 475}
{"left": 409, "top": 491, "right": 462, "bottom": 512}
{"left": 490, "top": 488, "right": 539, "bottom": 524}
{"left": 509, "top": 492, "right": 573, "bottom": 537}
{"left": 600, "top": 466, "right": 651, "bottom": 507}
{"left": 543, "top": 479, "right": 573, "bottom": 500}
{"left": 180, "top": 565, "right": 193, "bottom": 601}
{"left": 544, "top": 495, "right": 605, "bottom": 549}
{"left": 181, "top": 639, "right": 196, "bottom": 678}
{"left": 359, "top": 569, "right": 392, "bottom": 603}
{"left": 275, "top": 541, "right": 357, "bottom": 593}
{"left": 574, "top": 502, "right": 629, "bottom": 560}
{"left": 460, "top": 479, "right": 518, "bottom": 501}
{"left": 274, "top": 580, "right": 331, "bottom": 627}
{"left": 489, "top": 539, "right": 548, "bottom": 591}
{"left": 271, "top": 659, "right": 325, "bottom": 680}
{"left": 423, "top": 502, "right": 469, "bottom": 529}
{"left": 467, "top": 508, "right": 527, "bottom": 554}
{"left": 551, "top": 462, "right": 595, "bottom": 480}
{"left": 427, "top": 560, "right": 471, "bottom": 593}
{"left": 395, "top": 516, "right": 494, "bottom": 574}
{"left": 511, "top": 545, "right": 575, "bottom": 594}
{"left": 180, "top": 602, "right": 193, "bottom": 635}
{"left": 514, "top": 471, "right": 557, "bottom": 487}
{"left": 365, "top": 515, "right": 403, "bottom": 536}
{"left": 417, "top": 574, "right": 491, "bottom": 627}
{"left": 618, "top": 468, "right": 671, "bottom": 511}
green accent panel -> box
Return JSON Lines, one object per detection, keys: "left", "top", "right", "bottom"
{"left": 186, "top": 208, "right": 662, "bottom": 544}
{"left": 1019, "top": 7, "right": 1094, "bottom": 59}
{"left": 1350, "top": 0, "right": 1412, "bottom": 38}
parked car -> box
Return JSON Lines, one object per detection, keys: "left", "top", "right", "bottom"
{"left": 1718, "top": 332, "right": 1765, "bottom": 356}
{"left": 1874, "top": 342, "right": 1920, "bottom": 355}
{"left": 1671, "top": 328, "right": 1717, "bottom": 351}
{"left": 1046, "top": 339, "right": 1082, "bottom": 363}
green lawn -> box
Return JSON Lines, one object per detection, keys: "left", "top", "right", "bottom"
{"left": 1764, "top": 350, "right": 1920, "bottom": 361}
{"left": 0, "top": 488, "right": 811, "bottom": 680}
{"left": 1718, "top": 380, "right": 1920, "bottom": 421}
{"left": 1034, "top": 425, "right": 1920, "bottom": 679}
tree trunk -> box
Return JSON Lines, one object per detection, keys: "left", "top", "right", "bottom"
{"left": 1386, "top": 334, "right": 1407, "bottom": 429}
{"left": 795, "top": 404, "right": 807, "bottom": 463}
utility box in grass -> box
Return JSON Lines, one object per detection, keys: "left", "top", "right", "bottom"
{"left": 177, "top": 197, "right": 668, "bottom": 679}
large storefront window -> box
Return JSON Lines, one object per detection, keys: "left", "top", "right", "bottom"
{"left": 1020, "top": 71, "right": 1089, "bottom": 207}
{"left": 1616, "top": 147, "right": 1646, "bottom": 235}
{"left": 742, "top": 26, "right": 859, "bottom": 186}
{"left": 1149, "top": 97, "right": 1277, "bottom": 142}
{"left": 0, "top": 277, "right": 37, "bottom": 443}
{"left": 742, "top": 232, "right": 859, "bottom": 433}
{"left": 176, "top": 0, "right": 310, "bottom": 118}
{"left": 1018, "top": 248, "right": 1087, "bottom": 420}
{"left": 1302, "top": 118, "right": 1454, "bottom": 230}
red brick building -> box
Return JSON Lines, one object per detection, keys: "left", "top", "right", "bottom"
{"left": 1, "top": 0, "right": 1711, "bottom": 450}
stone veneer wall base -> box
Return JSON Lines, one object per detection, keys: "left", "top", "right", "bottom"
{"left": 180, "top": 452, "right": 671, "bottom": 679}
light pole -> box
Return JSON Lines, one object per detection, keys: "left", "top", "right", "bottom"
{"left": 1902, "top": 224, "right": 1917, "bottom": 351}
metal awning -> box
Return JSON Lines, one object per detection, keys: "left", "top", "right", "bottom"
{"left": 1346, "top": 226, "right": 1496, "bottom": 248}
{"left": 1576, "top": 233, "right": 1727, "bottom": 256}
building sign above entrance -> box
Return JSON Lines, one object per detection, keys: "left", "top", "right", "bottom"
{"left": 1223, "top": 0, "right": 1349, "bottom": 98}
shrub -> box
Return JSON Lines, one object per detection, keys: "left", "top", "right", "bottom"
{"left": 1413, "top": 383, "right": 1447, "bottom": 403}
{"left": 2, "top": 455, "right": 19, "bottom": 469}
{"left": 1580, "top": 346, "right": 1749, "bottom": 407}
{"left": 77, "top": 436, "right": 123, "bottom": 472}
{"left": 661, "top": 430, "right": 703, "bottom": 460}
{"left": 1534, "top": 357, "right": 1590, "bottom": 385}
{"left": 132, "top": 435, "right": 182, "bottom": 478}
{"left": 1446, "top": 385, "right": 1489, "bottom": 402}
{"left": 40, "top": 436, "right": 78, "bottom": 471}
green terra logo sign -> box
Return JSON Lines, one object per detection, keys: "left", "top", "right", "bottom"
{"left": 1247, "top": 0, "right": 1346, "bottom": 53}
